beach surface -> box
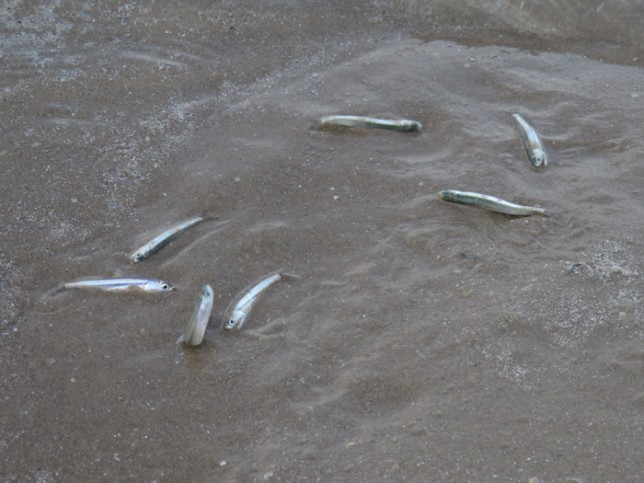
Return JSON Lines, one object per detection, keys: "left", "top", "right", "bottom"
{"left": 1, "top": 1, "right": 643, "bottom": 481}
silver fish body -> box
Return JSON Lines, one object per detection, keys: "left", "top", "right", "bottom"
{"left": 182, "top": 284, "right": 214, "bottom": 346}
{"left": 439, "top": 189, "right": 545, "bottom": 216}
{"left": 63, "top": 278, "right": 174, "bottom": 292}
{"left": 319, "top": 115, "right": 422, "bottom": 132}
{"left": 512, "top": 114, "right": 547, "bottom": 168}
{"left": 131, "top": 214, "right": 209, "bottom": 263}
{"left": 223, "top": 272, "right": 296, "bottom": 331}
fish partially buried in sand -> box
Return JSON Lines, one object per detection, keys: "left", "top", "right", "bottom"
{"left": 63, "top": 277, "right": 175, "bottom": 292}
{"left": 439, "top": 189, "right": 546, "bottom": 216}
{"left": 180, "top": 284, "right": 214, "bottom": 347}
{"left": 319, "top": 115, "right": 422, "bottom": 132}
{"left": 222, "top": 271, "right": 300, "bottom": 331}
{"left": 130, "top": 212, "right": 214, "bottom": 263}
{"left": 512, "top": 113, "right": 547, "bottom": 168}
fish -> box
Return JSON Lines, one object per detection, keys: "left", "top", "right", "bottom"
{"left": 512, "top": 113, "right": 547, "bottom": 168}
{"left": 319, "top": 115, "right": 422, "bottom": 132}
{"left": 438, "top": 189, "right": 546, "bottom": 216}
{"left": 222, "top": 271, "right": 299, "bottom": 331}
{"left": 180, "top": 284, "right": 214, "bottom": 346}
{"left": 130, "top": 212, "right": 213, "bottom": 263}
{"left": 63, "top": 278, "right": 174, "bottom": 292}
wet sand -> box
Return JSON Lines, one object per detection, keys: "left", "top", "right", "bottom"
{"left": 1, "top": 1, "right": 643, "bottom": 481}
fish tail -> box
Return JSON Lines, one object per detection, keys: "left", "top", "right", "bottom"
{"left": 279, "top": 271, "right": 302, "bottom": 281}
{"left": 198, "top": 210, "right": 219, "bottom": 222}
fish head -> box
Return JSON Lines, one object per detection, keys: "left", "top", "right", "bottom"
{"left": 145, "top": 280, "right": 174, "bottom": 292}
{"left": 438, "top": 189, "right": 456, "bottom": 202}
{"left": 223, "top": 309, "right": 244, "bottom": 330}
{"left": 131, "top": 250, "right": 146, "bottom": 263}
{"left": 532, "top": 148, "right": 547, "bottom": 167}
{"left": 202, "top": 284, "right": 214, "bottom": 299}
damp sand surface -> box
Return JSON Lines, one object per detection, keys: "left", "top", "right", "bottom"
{"left": 1, "top": 2, "right": 643, "bottom": 481}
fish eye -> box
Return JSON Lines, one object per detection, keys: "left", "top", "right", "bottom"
{"left": 161, "top": 283, "right": 170, "bottom": 290}
{"left": 227, "top": 320, "right": 235, "bottom": 327}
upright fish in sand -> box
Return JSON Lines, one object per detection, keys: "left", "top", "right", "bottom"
{"left": 512, "top": 113, "right": 547, "bottom": 168}
{"left": 180, "top": 284, "right": 214, "bottom": 346}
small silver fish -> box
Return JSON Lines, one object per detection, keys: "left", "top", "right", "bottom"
{"left": 222, "top": 271, "right": 299, "bottom": 331}
{"left": 131, "top": 213, "right": 212, "bottom": 263}
{"left": 63, "top": 278, "right": 174, "bottom": 292}
{"left": 180, "top": 284, "right": 214, "bottom": 346}
{"left": 319, "top": 115, "right": 422, "bottom": 132}
{"left": 439, "top": 189, "right": 546, "bottom": 216}
{"left": 512, "top": 113, "right": 547, "bottom": 168}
